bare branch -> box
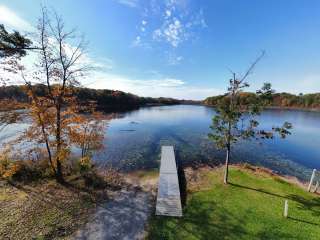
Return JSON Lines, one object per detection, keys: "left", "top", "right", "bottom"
{"left": 240, "top": 50, "right": 265, "bottom": 83}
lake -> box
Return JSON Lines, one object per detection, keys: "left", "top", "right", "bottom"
{"left": 1, "top": 105, "right": 319, "bottom": 181}
{"left": 95, "top": 105, "right": 320, "bottom": 181}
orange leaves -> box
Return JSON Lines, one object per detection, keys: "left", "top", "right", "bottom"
{"left": 67, "top": 111, "right": 106, "bottom": 159}
{"left": 79, "top": 156, "right": 92, "bottom": 172}
{"left": 2, "top": 163, "right": 22, "bottom": 179}
{"left": 0, "top": 147, "right": 22, "bottom": 179}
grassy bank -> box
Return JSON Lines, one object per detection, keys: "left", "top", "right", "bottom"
{"left": 148, "top": 165, "right": 320, "bottom": 240}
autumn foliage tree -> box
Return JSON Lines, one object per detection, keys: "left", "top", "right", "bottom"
{"left": 18, "top": 8, "right": 99, "bottom": 182}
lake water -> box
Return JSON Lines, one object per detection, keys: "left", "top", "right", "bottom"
{"left": 95, "top": 105, "right": 320, "bottom": 181}
{"left": 1, "top": 105, "right": 320, "bottom": 181}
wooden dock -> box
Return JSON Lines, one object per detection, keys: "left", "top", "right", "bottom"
{"left": 156, "top": 146, "right": 183, "bottom": 217}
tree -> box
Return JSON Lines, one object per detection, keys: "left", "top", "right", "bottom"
{"left": 68, "top": 111, "right": 106, "bottom": 172}
{"left": 20, "top": 8, "right": 91, "bottom": 182}
{"left": 0, "top": 24, "right": 34, "bottom": 57}
{"left": 0, "top": 25, "right": 33, "bottom": 131}
{"left": 0, "top": 24, "right": 35, "bottom": 85}
{"left": 208, "top": 52, "right": 292, "bottom": 184}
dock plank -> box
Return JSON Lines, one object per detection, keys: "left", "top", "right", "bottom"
{"left": 156, "top": 146, "right": 182, "bottom": 217}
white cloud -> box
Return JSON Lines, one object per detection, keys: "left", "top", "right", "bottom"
{"left": 165, "top": 10, "right": 171, "bottom": 18}
{"left": 154, "top": 18, "right": 185, "bottom": 48}
{"left": 0, "top": 5, "right": 33, "bottom": 31}
{"left": 132, "top": 0, "right": 207, "bottom": 52}
{"left": 131, "top": 36, "right": 142, "bottom": 47}
{"left": 189, "top": 8, "right": 207, "bottom": 29}
{"left": 82, "top": 67, "right": 222, "bottom": 100}
{"left": 117, "top": 0, "right": 138, "bottom": 8}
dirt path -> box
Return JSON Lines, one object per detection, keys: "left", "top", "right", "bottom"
{"left": 72, "top": 188, "right": 154, "bottom": 240}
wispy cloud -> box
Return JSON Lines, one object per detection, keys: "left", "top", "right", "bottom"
{"left": 130, "top": 35, "right": 151, "bottom": 49}
{"left": 153, "top": 18, "right": 185, "bottom": 48}
{"left": 131, "top": 0, "right": 207, "bottom": 65}
{"left": 116, "top": 0, "right": 138, "bottom": 8}
{"left": 132, "top": 1, "right": 207, "bottom": 47}
{"left": 131, "top": 36, "right": 142, "bottom": 47}
{"left": 167, "top": 52, "right": 183, "bottom": 65}
{"left": 0, "top": 5, "right": 33, "bottom": 31}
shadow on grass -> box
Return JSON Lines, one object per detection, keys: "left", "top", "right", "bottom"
{"left": 229, "top": 182, "right": 320, "bottom": 224}
{"left": 254, "top": 229, "right": 296, "bottom": 240}
{"left": 286, "top": 194, "right": 320, "bottom": 217}
{"left": 288, "top": 217, "right": 320, "bottom": 227}
{"left": 9, "top": 177, "right": 110, "bottom": 212}
{"left": 149, "top": 196, "right": 296, "bottom": 240}
{"left": 229, "top": 182, "right": 286, "bottom": 199}
{"left": 177, "top": 199, "right": 247, "bottom": 239}
{"left": 6, "top": 180, "right": 95, "bottom": 239}
{"left": 176, "top": 151, "right": 187, "bottom": 207}
{"left": 8, "top": 181, "right": 74, "bottom": 212}
{"left": 149, "top": 199, "right": 245, "bottom": 239}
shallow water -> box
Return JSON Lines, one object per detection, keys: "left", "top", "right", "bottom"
{"left": 94, "top": 105, "right": 320, "bottom": 181}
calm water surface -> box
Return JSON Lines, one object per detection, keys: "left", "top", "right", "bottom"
{"left": 1, "top": 105, "right": 319, "bottom": 181}
{"left": 95, "top": 105, "right": 320, "bottom": 181}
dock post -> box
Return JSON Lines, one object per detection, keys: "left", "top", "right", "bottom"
{"left": 283, "top": 200, "right": 288, "bottom": 218}
{"left": 308, "top": 169, "right": 317, "bottom": 192}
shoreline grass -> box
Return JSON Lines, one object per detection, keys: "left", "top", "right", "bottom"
{"left": 147, "top": 165, "right": 320, "bottom": 240}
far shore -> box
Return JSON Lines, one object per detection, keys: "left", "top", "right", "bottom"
{"left": 265, "top": 105, "right": 320, "bottom": 113}
{"left": 202, "top": 103, "right": 320, "bottom": 112}
{"left": 2, "top": 101, "right": 320, "bottom": 113}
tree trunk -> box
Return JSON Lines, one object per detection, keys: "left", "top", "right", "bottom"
{"left": 56, "top": 159, "right": 63, "bottom": 183}
{"left": 55, "top": 103, "right": 64, "bottom": 183}
{"left": 224, "top": 146, "right": 230, "bottom": 184}
{"left": 224, "top": 118, "right": 232, "bottom": 184}
{"left": 39, "top": 114, "right": 56, "bottom": 175}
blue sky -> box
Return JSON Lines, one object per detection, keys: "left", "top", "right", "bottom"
{"left": 0, "top": 0, "right": 320, "bottom": 99}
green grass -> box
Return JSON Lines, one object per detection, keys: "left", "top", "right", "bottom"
{"left": 148, "top": 166, "right": 320, "bottom": 240}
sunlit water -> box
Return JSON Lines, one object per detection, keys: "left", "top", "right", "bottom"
{"left": 1, "top": 105, "right": 320, "bottom": 181}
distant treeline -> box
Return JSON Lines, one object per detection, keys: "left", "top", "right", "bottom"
{"left": 0, "top": 85, "right": 184, "bottom": 112}
{"left": 204, "top": 92, "right": 320, "bottom": 110}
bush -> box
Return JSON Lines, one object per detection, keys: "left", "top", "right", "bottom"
{"left": 79, "top": 156, "right": 93, "bottom": 173}
{"left": 82, "top": 170, "right": 106, "bottom": 189}
{"left": 0, "top": 149, "right": 50, "bottom": 182}
{"left": 0, "top": 159, "right": 42, "bottom": 182}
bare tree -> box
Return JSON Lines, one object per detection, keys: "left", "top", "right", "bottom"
{"left": 22, "top": 8, "right": 91, "bottom": 182}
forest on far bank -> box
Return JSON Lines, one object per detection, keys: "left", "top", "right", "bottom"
{"left": 204, "top": 92, "right": 320, "bottom": 110}
{"left": 2, "top": 85, "right": 320, "bottom": 112}
{"left": 0, "top": 84, "right": 193, "bottom": 112}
